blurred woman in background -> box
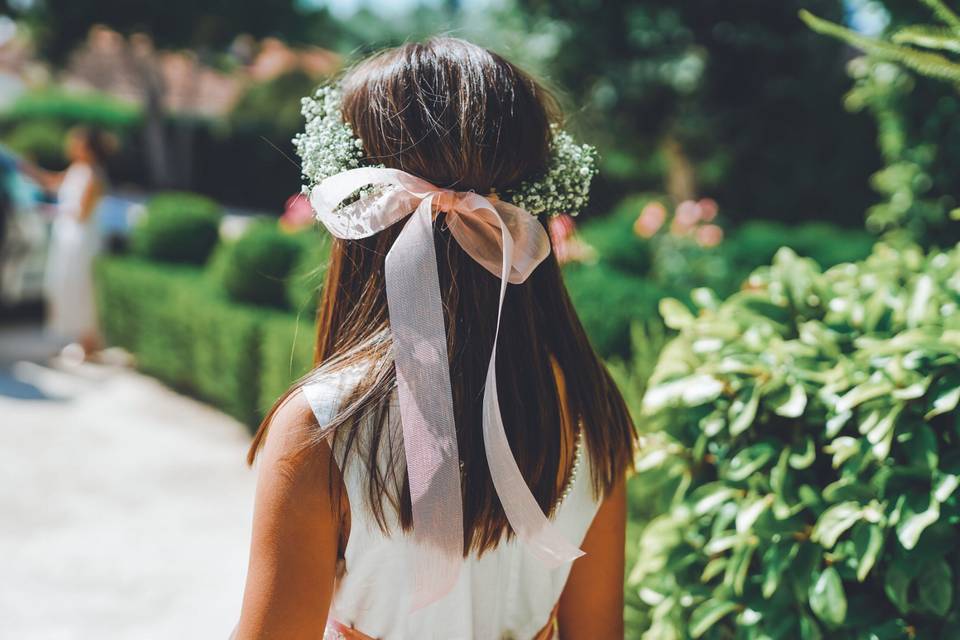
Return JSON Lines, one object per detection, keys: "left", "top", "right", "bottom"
{"left": 18, "top": 127, "right": 113, "bottom": 361}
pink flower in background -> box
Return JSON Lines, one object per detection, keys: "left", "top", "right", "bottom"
{"left": 672, "top": 200, "right": 702, "bottom": 235}
{"left": 634, "top": 201, "right": 667, "bottom": 238}
{"left": 695, "top": 224, "right": 724, "bottom": 248}
{"left": 698, "top": 198, "right": 719, "bottom": 222}
{"left": 549, "top": 214, "right": 577, "bottom": 264}
{"left": 279, "top": 192, "right": 315, "bottom": 231}
{"left": 549, "top": 213, "right": 596, "bottom": 265}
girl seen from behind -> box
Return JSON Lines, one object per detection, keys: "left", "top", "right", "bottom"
{"left": 235, "top": 37, "right": 635, "bottom": 640}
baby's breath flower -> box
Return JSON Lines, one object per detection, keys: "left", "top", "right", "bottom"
{"left": 294, "top": 85, "right": 597, "bottom": 217}
{"left": 505, "top": 127, "right": 598, "bottom": 217}
{"left": 294, "top": 85, "right": 382, "bottom": 191}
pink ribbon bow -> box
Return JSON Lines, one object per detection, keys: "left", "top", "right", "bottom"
{"left": 310, "top": 167, "right": 584, "bottom": 610}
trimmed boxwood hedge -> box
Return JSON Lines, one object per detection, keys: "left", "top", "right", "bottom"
{"left": 94, "top": 256, "right": 316, "bottom": 428}
{"left": 131, "top": 192, "right": 223, "bottom": 266}
{"left": 258, "top": 312, "right": 316, "bottom": 417}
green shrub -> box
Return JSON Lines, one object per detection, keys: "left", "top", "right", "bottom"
{"left": 631, "top": 243, "right": 960, "bottom": 638}
{"left": 216, "top": 221, "right": 304, "bottom": 309}
{"left": 259, "top": 313, "right": 316, "bottom": 415}
{"left": 725, "top": 220, "right": 875, "bottom": 276}
{"left": 578, "top": 194, "right": 655, "bottom": 275}
{"left": 131, "top": 192, "right": 222, "bottom": 265}
{"left": 2, "top": 120, "right": 69, "bottom": 168}
{"left": 563, "top": 262, "right": 669, "bottom": 357}
{"left": 286, "top": 227, "right": 331, "bottom": 313}
{"left": 0, "top": 88, "right": 142, "bottom": 130}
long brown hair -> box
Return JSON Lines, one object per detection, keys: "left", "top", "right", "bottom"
{"left": 250, "top": 37, "right": 635, "bottom": 555}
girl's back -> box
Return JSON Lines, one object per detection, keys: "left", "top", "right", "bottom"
{"left": 303, "top": 367, "right": 599, "bottom": 638}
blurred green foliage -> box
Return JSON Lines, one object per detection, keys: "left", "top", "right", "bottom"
{"left": 194, "top": 70, "right": 321, "bottom": 209}
{"left": 94, "top": 258, "right": 265, "bottom": 424}
{"left": 0, "top": 88, "right": 141, "bottom": 174}
{"left": 259, "top": 313, "right": 316, "bottom": 416}
{"left": 804, "top": 0, "right": 960, "bottom": 246}
{"left": 19, "top": 0, "right": 325, "bottom": 63}
{"left": 4, "top": 0, "right": 889, "bottom": 226}
{"left": 95, "top": 251, "right": 318, "bottom": 427}
{"left": 228, "top": 70, "right": 317, "bottom": 142}
{"left": 568, "top": 194, "right": 877, "bottom": 360}
{"left": 0, "top": 88, "right": 142, "bottom": 129}
{"left": 97, "top": 212, "right": 329, "bottom": 425}
{"left": 629, "top": 243, "right": 960, "bottom": 638}
{"left": 578, "top": 195, "right": 655, "bottom": 276}
{"left": 214, "top": 221, "right": 303, "bottom": 309}
{"left": 286, "top": 227, "right": 332, "bottom": 313}
{"left": 563, "top": 262, "right": 670, "bottom": 358}
{"left": 512, "top": 0, "right": 879, "bottom": 225}
{"left": 131, "top": 192, "right": 222, "bottom": 265}
{"left": 1, "top": 119, "right": 69, "bottom": 169}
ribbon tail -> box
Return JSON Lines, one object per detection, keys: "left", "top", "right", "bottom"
{"left": 481, "top": 215, "right": 585, "bottom": 567}
{"left": 385, "top": 198, "right": 465, "bottom": 611}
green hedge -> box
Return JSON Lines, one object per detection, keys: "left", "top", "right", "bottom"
{"left": 259, "top": 313, "right": 316, "bottom": 415}
{"left": 286, "top": 228, "right": 332, "bottom": 312}
{"left": 94, "top": 257, "right": 315, "bottom": 427}
{"left": 1, "top": 88, "right": 142, "bottom": 129}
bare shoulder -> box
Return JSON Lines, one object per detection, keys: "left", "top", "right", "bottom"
{"left": 257, "top": 388, "right": 332, "bottom": 491}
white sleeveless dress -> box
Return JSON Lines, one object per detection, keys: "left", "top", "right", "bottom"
{"left": 43, "top": 162, "right": 101, "bottom": 340}
{"left": 301, "top": 369, "right": 602, "bottom": 640}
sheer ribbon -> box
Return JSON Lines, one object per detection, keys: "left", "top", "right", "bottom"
{"left": 310, "top": 167, "right": 584, "bottom": 610}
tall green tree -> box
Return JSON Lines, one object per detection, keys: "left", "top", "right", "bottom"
{"left": 514, "top": 0, "right": 880, "bottom": 226}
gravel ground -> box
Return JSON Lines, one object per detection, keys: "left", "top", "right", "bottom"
{"left": 0, "top": 324, "right": 255, "bottom": 640}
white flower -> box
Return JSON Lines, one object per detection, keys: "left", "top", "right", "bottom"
{"left": 294, "top": 85, "right": 598, "bottom": 217}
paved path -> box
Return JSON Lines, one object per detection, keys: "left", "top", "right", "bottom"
{"left": 0, "top": 324, "right": 255, "bottom": 639}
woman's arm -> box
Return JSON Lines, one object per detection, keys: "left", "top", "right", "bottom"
{"left": 234, "top": 389, "right": 342, "bottom": 639}
{"left": 557, "top": 475, "right": 627, "bottom": 640}
{"left": 16, "top": 158, "right": 64, "bottom": 192}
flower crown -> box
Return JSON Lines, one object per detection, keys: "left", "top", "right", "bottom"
{"left": 294, "top": 85, "right": 598, "bottom": 217}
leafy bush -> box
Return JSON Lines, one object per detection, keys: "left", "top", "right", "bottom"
{"left": 563, "top": 262, "right": 669, "bottom": 357}
{"left": 131, "top": 192, "right": 222, "bottom": 265}
{"left": 630, "top": 243, "right": 960, "bottom": 638}
{"left": 216, "top": 222, "right": 304, "bottom": 309}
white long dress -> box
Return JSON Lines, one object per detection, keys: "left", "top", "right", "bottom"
{"left": 300, "top": 367, "right": 602, "bottom": 640}
{"left": 43, "top": 163, "right": 102, "bottom": 340}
